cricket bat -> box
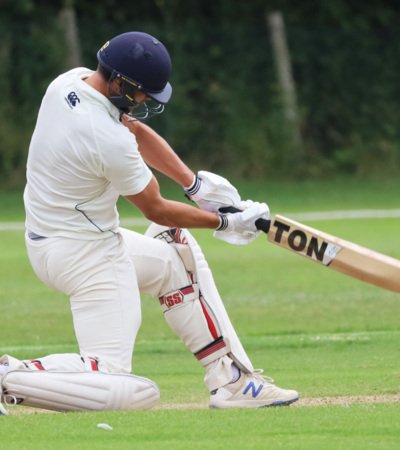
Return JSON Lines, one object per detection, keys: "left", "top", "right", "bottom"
{"left": 255, "top": 215, "right": 400, "bottom": 293}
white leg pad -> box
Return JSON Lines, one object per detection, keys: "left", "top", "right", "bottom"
{"left": 146, "top": 225, "right": 254, "bottom": 378}
{"left": 1, "top": 370, "right": 160, "bottom": 412}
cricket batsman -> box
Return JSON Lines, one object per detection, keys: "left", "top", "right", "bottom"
{"left": 0, "top": 31, "right": 298, "bottom": 414}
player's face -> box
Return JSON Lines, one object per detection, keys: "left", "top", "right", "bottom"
{"left": 110, "top": 78, "right": 150, "bottom": 106}
{"left": 125, "top": 91, "right": 152, "bottom": 115}
{"left": 133, "top": 91, "right": 151, "bottom": 105}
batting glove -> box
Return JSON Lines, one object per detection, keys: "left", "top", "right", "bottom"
{"left": 214, "top": 202, "right": 270, "bottom": 245}
{"left": 184, "top": 171, "right": 241, "bottom": 213}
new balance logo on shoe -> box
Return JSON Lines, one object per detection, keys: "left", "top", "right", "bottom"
{"left": 243, "top": 381, "right": 264, "bottom": 398}
{"left": 209, "top": 369, "right": 299, "bottom": 408}
{"left": 65, "top": 91, "right": 80, "bottom": 109}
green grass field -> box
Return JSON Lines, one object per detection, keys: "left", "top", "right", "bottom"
{"left": 1, "top": 177, "right": 399, "bottom": 449}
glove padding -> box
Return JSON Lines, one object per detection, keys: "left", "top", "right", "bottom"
{"left": 214, "top": 201, "right": 270, "bottom": 245}
{"left": 184, "top": 171, "right": 241, "bottom": 212}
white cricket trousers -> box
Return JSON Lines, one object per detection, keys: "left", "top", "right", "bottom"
{"left": 25, "top": 228, "right": 188, "bottom": 373}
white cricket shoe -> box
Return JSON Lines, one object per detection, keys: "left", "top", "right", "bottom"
{"left": 209, "top": 369, "right": 299, "bottom": 408}
{"left": 0, "top": 383, "right": 8, "bottom": 416}
{"left": 0, "top": 359, "right": 9, "bottom": 415}
{"left": 0, "top": 401, "right": 7, "bottom": 416}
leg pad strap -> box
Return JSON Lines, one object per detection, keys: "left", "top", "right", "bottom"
{"left": 194, "top": 337, "right": 231, "bottom": 367}
{"left": 159, "top": 284, "right": 199, "bottom": 312}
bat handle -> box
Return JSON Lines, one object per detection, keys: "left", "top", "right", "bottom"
{"left": 255, "top": 218, "right": 270, "bottom": 233}
{"left": 218, "top": 206, "right": 271, "bottom": 234}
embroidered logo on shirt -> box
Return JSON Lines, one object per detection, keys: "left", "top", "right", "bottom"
{"left": 65, "top": 91, "right": 80, "bottom": 109}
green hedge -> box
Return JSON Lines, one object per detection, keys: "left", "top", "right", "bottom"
{"left": 0, "top": 0, "right": 399, "bottom": 187}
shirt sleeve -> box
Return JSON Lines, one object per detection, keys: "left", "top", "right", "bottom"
{"left": 99, "top": 124, "right": 153, "bottom": 196}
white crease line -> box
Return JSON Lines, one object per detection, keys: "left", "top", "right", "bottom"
{"left": 3, "top": 331, "right": 396, "bottom": 353}
{"left": 1, "top": 344, "right": 77, "bottom": 353}
{"left": 0, "top": 218, "right": 149, "bottom": 231}
{"left": 289, "top": 209, "right": 400, "bottom": 221}
{"left": 0, "top": 209, "right": 399, "bottom": 232}
{"left": 0, "top": 222, "right": 25, "bottom": 231}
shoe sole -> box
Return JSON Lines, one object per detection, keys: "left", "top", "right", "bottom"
{"left": 209, "top": 396, "right": 299, "bottom": 409}
{"left": 0, "top": 404, "right": 8, "bottom": 416}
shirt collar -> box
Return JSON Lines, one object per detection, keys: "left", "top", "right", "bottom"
{"left": 74, "top": 68, "right": 121, "bottom": 122}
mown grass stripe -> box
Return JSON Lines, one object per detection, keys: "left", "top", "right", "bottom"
{"left": 0, "top": 209, "right": 399, "bottom": 231}
{"left": 3, "top": 330, "right": 398, "bottom": 353}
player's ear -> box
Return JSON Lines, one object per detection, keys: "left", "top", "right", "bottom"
{"left": 108, "top": 77, "right": 123, "bottom": 96}
{"left": 112, "top": 77, "right": 123, "bottom": 88}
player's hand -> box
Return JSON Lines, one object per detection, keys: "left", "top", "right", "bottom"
{"left": 184, "top": 171, "right": 241, "bottom": 212}
{"left": 214, "top": 202, "right": 270, "bottom": 245}
{"left": 120, "top": 113, "right": 142, "bottom": 133}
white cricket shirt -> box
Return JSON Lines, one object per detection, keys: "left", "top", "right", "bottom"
{"left": 24, "top": 68, "right": 153, "bottom": 239}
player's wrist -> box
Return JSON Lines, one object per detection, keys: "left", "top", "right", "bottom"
{"left": 184, "top": 174, "right": 201, "bottom": 195}
{"left": 216, "top": 213, "right": 228, "bottom": 231}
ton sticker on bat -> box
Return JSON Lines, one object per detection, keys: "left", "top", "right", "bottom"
{"left": 271, "top": 219, "right": 342, "bottom": 265}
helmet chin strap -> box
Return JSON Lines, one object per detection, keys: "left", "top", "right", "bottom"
{"left": 107, "top": 72, "right": 165, "bottom": 121}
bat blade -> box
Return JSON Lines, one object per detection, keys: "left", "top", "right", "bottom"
{"left": 267, "top": 214, "right": 400, "bottom": 292}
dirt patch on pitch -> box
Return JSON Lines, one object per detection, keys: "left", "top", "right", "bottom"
{"left": 158, "top": 395, "right": 400, "bottom": 410}
{"left": 7, "top": 406, "right": 55, "bottom": 415}
{"left": 158, "top": 394, "right": 400, "bottom": 410}
{"left": 293, "top": 394, "right": 400, "bottom": 407}
{"left": 6, "top": 395, "right": 399, "bottom": 415}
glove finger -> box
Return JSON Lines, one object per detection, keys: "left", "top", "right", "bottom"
{"left": 238, "top": 199, "right": 258, "bottom": 210}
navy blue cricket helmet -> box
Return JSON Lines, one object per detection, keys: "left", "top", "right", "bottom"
{"left": 97, "top": 31, "right": 172, "bottom": 118}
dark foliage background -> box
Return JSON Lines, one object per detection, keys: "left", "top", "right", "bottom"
{"left": 1, "top": 0, "right": 399, "bottom": 186}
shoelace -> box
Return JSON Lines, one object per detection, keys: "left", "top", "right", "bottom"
{"left": 253, "top": 369, "right": 274, "bottom": 384}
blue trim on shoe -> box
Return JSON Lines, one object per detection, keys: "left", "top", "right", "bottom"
{"left": 264, "top": 396, "right": 300, "bottom": 407}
